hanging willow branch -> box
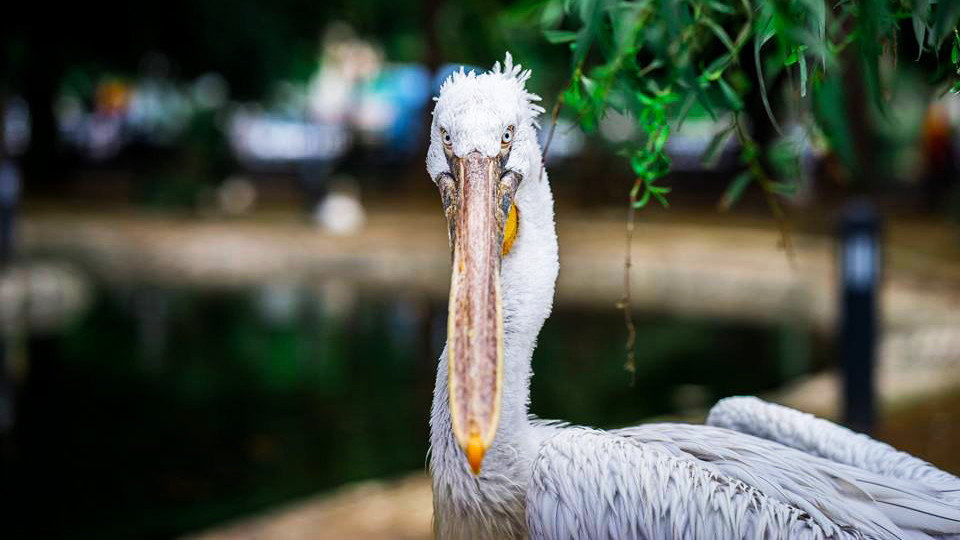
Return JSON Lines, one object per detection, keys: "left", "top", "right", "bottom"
{"left": 525, "top": 0, "right": 960, "bottom": 376}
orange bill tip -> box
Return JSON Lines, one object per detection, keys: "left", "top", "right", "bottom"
{"left": 465, "top": 434, "right": 485, "bottom": 475}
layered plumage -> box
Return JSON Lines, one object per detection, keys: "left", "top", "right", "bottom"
{"left": 428, "top": 53, "right": 960, "bottom": 540}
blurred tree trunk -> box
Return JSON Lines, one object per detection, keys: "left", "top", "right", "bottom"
{"left": 843, "top": 48, "right": 879, "bottom": 192}
{"left": 422, "top": 0, "right": 443, "bottom": 72}
{"left": 21, "top": 39, "right": 63, "bottom": 186}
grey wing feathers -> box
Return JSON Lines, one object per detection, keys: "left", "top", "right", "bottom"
{"left": 617, "top": 423, "right": 960, "bottom": 539}
{"left": 526, "top": 428, "right": 859, "bottom": 540}
{"left": 528, "top": 423, "right": 960, "bottom": 540}
{"left": 707, "top": 396, "right": 960, "bottom": 495}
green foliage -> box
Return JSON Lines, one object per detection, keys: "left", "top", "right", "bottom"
{"left": 530, "top": 0, "right": 960, "bottom": 208}
{"left": 952, "top": 28, "right": 960, "bottom": 91}
{"left": 522, "top": 0, "right": 960, "bottom": 372}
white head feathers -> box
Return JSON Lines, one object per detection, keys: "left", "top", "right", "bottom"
{"left": 435, "top": 52, "right": 545, "bottom": 123}
{"left": 427, "top": 52, "right": 545, "bottom": 182}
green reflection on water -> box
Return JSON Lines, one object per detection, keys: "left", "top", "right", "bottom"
{"left": 5, "top": 282, "right": 826, "bottom": 539}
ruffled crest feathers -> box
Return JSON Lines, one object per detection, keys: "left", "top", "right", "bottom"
{"left": 437, "top": 52, "right": 545, "bottom": 121}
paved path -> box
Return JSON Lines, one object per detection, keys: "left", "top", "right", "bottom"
{"left": 183, "top": 476, "right": 432, "bottom": 540}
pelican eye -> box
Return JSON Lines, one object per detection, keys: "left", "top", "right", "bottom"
{"left": 501, "top": 126, "right": 514, "bottom": 146}
{"left": 441, "top": 129, "right": 452, "bottom": 147}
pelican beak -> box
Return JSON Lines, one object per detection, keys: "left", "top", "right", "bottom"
{"left": 438, "top": 151, "right": 520, "bottom": 476}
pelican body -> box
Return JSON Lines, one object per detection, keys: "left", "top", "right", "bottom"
{"left": 427, "top": 54, "right": 960, "bottom": 540}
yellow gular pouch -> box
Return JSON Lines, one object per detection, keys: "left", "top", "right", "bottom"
{"left": 502, "top": 204, "right": 518, "bottom": 257}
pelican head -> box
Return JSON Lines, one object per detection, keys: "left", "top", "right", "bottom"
{"left": 427, "top": 54, "right": 544, "bottom": 475}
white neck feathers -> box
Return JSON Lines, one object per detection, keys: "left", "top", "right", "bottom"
{"left": 429, "top": 163, "right": 559, "bottom": 539}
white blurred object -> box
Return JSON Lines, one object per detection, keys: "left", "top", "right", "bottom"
{"left": 666, "top": 115, "right": 739, "bottom": 171}
{"left": 599, "top": 110, "right": 635, "bottom": 143}
{"left": 0, "top": 159, "right": 21, "bottom": 206}
{"left": 86, "top": 113, "right": 125, "bottom": 161}
{"left": 217, "top": 176, "right": 258, "bottom": 215}
{"left": 192, "top": 73, "right": 229, "bottom": 110}
{"left": 3, "top": 97, "right": 31, "bottom": 156}
{"left": 314, "top": 178, "right": 366, "bottom": 235}
{"left": 352, "top": 94, "right": 396, "bottom": 138}
{"left": 316, "top": 278, "right": 357, "bottom": 321}
{"left": 307, "top": 22, "right": 383, "bottom": 123}
{"left": 541, "top": 119, "right": 585, "bottom": 162}
{"left": 227, "top": 109, "right": 351, "bottom": 164}
{"left": 256, "top": 281, "right": 300, "bottom": 327}
{"left": 126, "top": 78, "right": 193, "bottom": 145}
{"left": 56, "top": 94, "right": 86, "bottom": 144}
{"left": 0, "top": 263, "right": 91, "bottom": 336}
{"left": 781, "top": 123, "right": 820, "bottom": 208}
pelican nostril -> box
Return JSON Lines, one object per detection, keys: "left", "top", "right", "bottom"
{"left": 497, "top": 170, "right": 521, "bottom": 225}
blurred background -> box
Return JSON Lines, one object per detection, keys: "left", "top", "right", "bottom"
{"left": 2, "top": 1, "right": 960, "bottom": 538}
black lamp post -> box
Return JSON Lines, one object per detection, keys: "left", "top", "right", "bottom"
{"left": 838, "top": 200, "right": 881, "bottom": 434}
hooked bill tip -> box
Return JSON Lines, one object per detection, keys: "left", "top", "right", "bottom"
{"left": 465, "top": 434, "right": 485, "bottom": 475}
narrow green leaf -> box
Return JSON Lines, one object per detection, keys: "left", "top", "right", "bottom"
{"left": 538, "top": 0, "right": 566, "bottom": 28}
{"left": 913, "top": 15, "right": 927, "bottom": 59}
{"left": 578, "top": 0, "right": 595, "bottom": 24}
{"left": 610, "top": 2, "right": 639, "bottom": 49}
{"left": 813, "top": 75, "right": 857, "bottom": 173}
{"left": 757, "top": 11, "right": 777, "bottom": 47}
{"left": 767, "top": 181, "right": 798, "bottom": 196}
{"left": 630, "top": 153, "right": 653, "bottom": 176}
{"left": 703, "top": 54, "right": 732, "bottom": 81}
{"left": 754, "top": 22, "right": 784, "bottom": 135}
{"left": 685, "top": 71, "right": 717, "bottom": 120}
{"left": 635, "top": 59, "right": 664, "bottom": 78}
{"left": 544, "top": 29, "right": 579, "bottom": 44}
{"left": 653, "top": 126, "right": 670, "bottom": 152}
{"left": 634, "top": 189, "right": 651, "bottom": 208}
{"left": 701, "top": 17, "right": 738, "bottom": 55}
{"left": 701, "top": 123, "right": 735, "bottom": 167}
{"left": 573, "top": 0, "right": 603, "bottom": 67}
{"left": 799, "top": 55, "right": 808, "bottom": 98}
{"left": 954, "top": 30, "right": 960, "bottom": 69}
{"left": 784, "top": 45, "right": 807, "bottom": 67}
{"left": 635, "top": 91, "right": 654, "bottom": 107}
{"left": 719, "top": 171, "right": 753, "bottom": 211}
{"left": 581, "top": 76, "right": 597, "bottom": 95}
{"left": 718, "top": 77, "right": 743, "bottom": 111}
{"left": 797, "top": 0, "right": 826, "bottom": 66}
{"left": 709, "top": 1, "right": 735, "bottom": 14}
{"left": 674, "top": 92, "right": 697, "bottom": 132}
{"left": 652, "top": 191, "right": 670, "bottom": 207}
{"left": 927, "top": 0, "right": 960, "bottom": 49}
{"left": 731, "top": 20, "right": 753, "bottom": 53}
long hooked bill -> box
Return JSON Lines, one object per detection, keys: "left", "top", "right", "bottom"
{"left": 445, "top": 151, "right": 515, "bottom": 476}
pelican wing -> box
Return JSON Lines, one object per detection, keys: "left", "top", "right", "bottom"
{"left": 526, "top": 428, "right": 856, "bottom": 540}
{"left": 527, "top": 425, "right": 960, "bottom": 540}
{"left": 707, "top": 397, "right": 960, "bottom": 497}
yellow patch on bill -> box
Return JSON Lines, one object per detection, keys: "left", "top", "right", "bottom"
{"left": 502, "top": 204, "right": 518, "bottom": 257}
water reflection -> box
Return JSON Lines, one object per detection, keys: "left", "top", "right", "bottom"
{"left": 5, "top": 279, "right": 824, "bottom": 539}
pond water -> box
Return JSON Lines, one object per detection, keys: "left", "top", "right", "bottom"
{"left": 3, "top": 278, "right": 828, "bottom": 539}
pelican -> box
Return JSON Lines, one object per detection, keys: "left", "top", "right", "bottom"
{"left": 427, "top": 53, "right": 960, "bottom": 539}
